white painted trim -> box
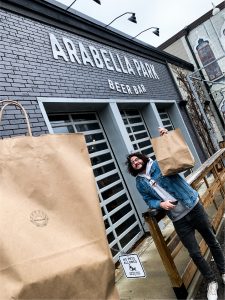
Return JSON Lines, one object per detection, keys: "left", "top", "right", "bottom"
{"left": 37, "top": 97, "right": 176, "bottom": 104}
{"left": 37, "top": 96, "right": 178, "bottom": 139}
{"left": 37, "top": 99, "right": 54, "bottom": 134}
{"left": 150, "top": 102, "right": 164, "bottom": 126}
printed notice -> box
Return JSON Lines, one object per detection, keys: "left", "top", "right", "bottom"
{"left": 119, "top": 254, "right": 146, "bottom": 279}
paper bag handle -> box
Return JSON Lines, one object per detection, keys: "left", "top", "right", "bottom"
{"left": 0, "top": 100, "right": 32, "bottom": 136}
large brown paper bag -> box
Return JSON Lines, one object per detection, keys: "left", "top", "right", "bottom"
{"left": 151, "top": 128, "right": 195, "bottom": 176}
{"left": 0, "top": 101, "right": 119, "bottom": 299}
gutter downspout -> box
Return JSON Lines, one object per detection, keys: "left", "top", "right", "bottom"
{"left": 184, "top": 26, "right": 225, "bottom": 132}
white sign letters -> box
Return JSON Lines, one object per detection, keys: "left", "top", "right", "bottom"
{"left": 108, "top": 79, "right": 147, "bottom": 94}
{"left": 49, "top": 33, "right": 160, "bottom": 80}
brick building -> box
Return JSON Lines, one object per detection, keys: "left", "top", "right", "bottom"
{"left": 0, "top": 0, "right": 207, "bottom": 261}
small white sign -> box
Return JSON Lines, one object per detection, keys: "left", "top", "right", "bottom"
{"left": 119, "top": 254, "right": 146, "bottom": 279}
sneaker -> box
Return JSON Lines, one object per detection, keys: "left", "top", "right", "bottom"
{"left": 207, "top": 281, "right": 218, "bottom": 300}
{"left": 222, "top": 273, "right": 225, "bottom": 284}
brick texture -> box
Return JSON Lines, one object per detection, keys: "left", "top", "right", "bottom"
{"left": 0, "top": 8, "right": 181, "bottom": 138}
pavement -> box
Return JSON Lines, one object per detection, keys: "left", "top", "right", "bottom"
{"left": 115, "top": 216, "right": 225, "bottom": 300}
{"left": 194, "top": 219, "right": 225, "bottom": 300}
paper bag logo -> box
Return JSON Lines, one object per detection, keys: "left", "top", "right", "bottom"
{"left": 30, "top": 210, "right": 49, "bottom": 227}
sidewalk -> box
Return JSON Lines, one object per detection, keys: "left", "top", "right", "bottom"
{"left": 115, "top": 216, "right": 225, "bottom": 300}
{"left": 194, "top": 219, "right": 225, "bottom": 300}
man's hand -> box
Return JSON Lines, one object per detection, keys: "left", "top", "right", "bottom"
{"left": 160, "top": 200, "right": 176, "bottom": 210}
{"left": 158, "top": 127, "right": 168, "bottom": 136}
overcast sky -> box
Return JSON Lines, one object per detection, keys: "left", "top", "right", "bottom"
{"left": 47, "top": 0, "right": 224, "bottom": 47}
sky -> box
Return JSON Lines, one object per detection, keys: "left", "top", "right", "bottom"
{"left": 46, "top": 0, "right": 224, "bottom": 47}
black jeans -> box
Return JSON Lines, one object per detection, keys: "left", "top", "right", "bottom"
{"left": 173, "top": 202, "right": 225, "bottom": 282}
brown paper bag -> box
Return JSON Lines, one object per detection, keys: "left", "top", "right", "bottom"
{"left": 0, "top": 101, "right": 119, "bottom": 299}
{"left": 151, "top": 128, "right": 195, "bottom": 176}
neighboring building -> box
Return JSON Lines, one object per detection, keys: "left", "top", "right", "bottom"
{"left": 158, "top": 1, "right": 225, "bottom": 142}
{"left": 0, "top": 0, "right": 206, "bottom": 262}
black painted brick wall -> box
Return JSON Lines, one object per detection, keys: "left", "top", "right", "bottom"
{"left": 0, "top": 8, "right": 181, "bottom": 138}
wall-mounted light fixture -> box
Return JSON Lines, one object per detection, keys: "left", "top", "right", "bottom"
{"left": 66, "top": 0, "right": 101, "bottom": 11}
{"left": 105, "top": 12, "right": 137, "bottom": 28}
{"left": 131, "top": 27, "right": 159, "bottom": 40}
{"left": 212, "top": 2, "right": 220, "bottom": 16}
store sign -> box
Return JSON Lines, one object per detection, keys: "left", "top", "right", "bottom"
{"left": 119, "top": 254, "right": 146, "bottom": 278}
{"left": 108, "top": 79, "right": 147, "bottom": 94}
{"left": 49, "top": 33, "right": 159, "bottom": 80}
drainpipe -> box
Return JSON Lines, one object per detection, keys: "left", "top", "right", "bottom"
{"left": 184, "top": 26, "right": 225, "bottom": 131}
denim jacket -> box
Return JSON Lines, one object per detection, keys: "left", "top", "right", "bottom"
{"left": 136, "top": 160, "right": 198, "bottom": 218}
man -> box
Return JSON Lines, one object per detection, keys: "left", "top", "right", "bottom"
{"left": 126, "top": 128, "right": 225, "bottom": 300}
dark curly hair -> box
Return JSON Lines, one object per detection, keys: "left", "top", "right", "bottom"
{"left": 126, "top": 152, "right": 149, "bottom": 177}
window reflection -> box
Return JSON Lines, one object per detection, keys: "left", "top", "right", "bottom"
{"left": 93, "top": 162, "right": 115, "bottom": 177}
{"left": 107, "top": 232, "right": 115, "bottom": 243}
{"left": 138, "top": 140, "right": 150, "bottom": 148}
{"left": 101, "top": 183, "right": 123, "bottom": 200}
{"left": 76, "top": 123, "right": 100, "bottom": 132}
{"left": 115, "top": 214, "right": 136, "bottom": 235}
{"left": 90, "top": 153, "right": 112, "bottom": 166}
{"left": 49, "top": 114, "right": 70, "bottom": 124}
{"left": 85, "top": 132, "right": 104, "bottom": 143}
{"left": 110, "top": 204, "right": 132, "bottom": 224}
{"left": 120, "top": 225, "right": 140, "bottom": 247}
{"left": 104, "top": 218, "right": 110, "bottom": 229}
{"left": 135, "top": 132, "right": 148, "bottom": 139}
{"left": 88, "top": 142, "right": 108, "bottom": 154}
{"left": 129, "top": 117, "right": 142, "bottom": 124}
{"left": 53, "top": 125, "right": 74, "bottom": 133}
{"left": 72, "top": 113, "right": 96, "bottom": 121}
{"left": 132, "top": 125, "right": 145, "bottom": 132}
{"left": 106, "top": 194, "right": 128, "bottom": 212}
{"left": 97, "top": 173, "right": 120, "bottom": 189}
{"left": 110, "top": 244, "right": 119, "bottom": 257}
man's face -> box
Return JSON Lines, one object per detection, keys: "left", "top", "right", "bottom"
{"left": 130, "top": 156, "right": 144, "bottom": 170}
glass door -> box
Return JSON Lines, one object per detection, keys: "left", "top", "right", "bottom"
{"left": 48, "top": 112, "right": 144, "bottom": 261}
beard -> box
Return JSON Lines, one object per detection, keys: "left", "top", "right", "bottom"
{"left": 136, "top": 160, "right": 148, "bottom": 174}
